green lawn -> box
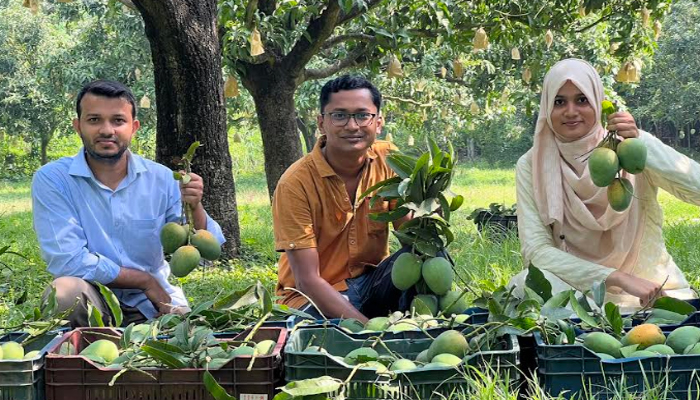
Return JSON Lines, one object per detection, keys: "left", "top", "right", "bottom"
{"left": 2, "top": 165, "right": 699, "bottom": 327}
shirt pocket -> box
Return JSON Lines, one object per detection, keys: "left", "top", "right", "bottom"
{"left": 367, "top": 197, "right": 390, "bottom": 233}
{"left": 128, "top": 216, "right": 166, "bottom": 267}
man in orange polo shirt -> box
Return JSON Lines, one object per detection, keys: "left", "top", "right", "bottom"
{"left": 272, "top": 75, "right": 412, "bottom": 323}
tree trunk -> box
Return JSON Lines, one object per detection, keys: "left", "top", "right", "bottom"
{"left": 241, "top": 67, "right": 304, "bottom": 199}
{"left": 40, "top": 132, "right": 49, "bottom": 165}
{"left": 297, "top": 115, "right": 316, "bottom": 153}
{"left": 133, "top": 0, "right": 240, "bottom": 257}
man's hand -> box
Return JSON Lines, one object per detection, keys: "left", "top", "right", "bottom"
{"left": 143, "top": 279, "right": 174, "bottom": 315}
{"left": 179, "top": 171, "right": 204, "bottom": 208}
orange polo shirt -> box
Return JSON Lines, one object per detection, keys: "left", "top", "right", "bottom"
{"left": 273, "top": 137, "right": 397, "bottom": 309}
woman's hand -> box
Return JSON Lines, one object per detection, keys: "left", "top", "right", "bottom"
{"left": 605, "top": 270, "right": 666, "bottom": 307}
{"left": 607, "top": 112, "right": 639, "bottom": 139}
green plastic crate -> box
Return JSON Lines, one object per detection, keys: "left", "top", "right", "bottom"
{"left": 535, "top": 330, "right": 700, "bottom": 399}
{"left": 0, "top": 331, "right": 64, "bottom": 400}
{"left": 285, "top": 326, "right": 519, "bottom": 400}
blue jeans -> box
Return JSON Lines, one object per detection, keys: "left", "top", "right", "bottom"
{"left": 301, "top": 246, "right": 454, "bottom": 319}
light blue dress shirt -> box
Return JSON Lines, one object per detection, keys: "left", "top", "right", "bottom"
{"left": 31, "top": 149, "right": 225, "bottom": 319}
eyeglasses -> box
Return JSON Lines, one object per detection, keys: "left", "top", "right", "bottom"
{"left": 322, "top": 112, "right": 377, "bottom": 127}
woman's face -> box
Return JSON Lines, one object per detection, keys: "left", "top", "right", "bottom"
{"left": 550, "top": 81, "right": 597, "bottom": 141}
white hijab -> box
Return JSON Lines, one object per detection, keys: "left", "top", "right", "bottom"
{"left": 531, "top": 58, "right": 645, "bottom": 279}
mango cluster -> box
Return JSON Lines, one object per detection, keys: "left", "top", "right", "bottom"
{"left": 0, "top": 341, "right": 39, "bottom": 360}
{"left": 160, "top": 222, "right": 221, "bottom": 278}
{"left": 583, "top": 324, "right": 700, "bottom": 359}
{"left": 337, "top": 311, "right": 471, "bottom": 336}
{"left": 588, "top": 138, "right": 647, "bottom": 212}
{"left": 306, "top": 329, "right": 489, "bottom": 372}
{"left": 392, "top": 253, "right": 466, "bottom": 316}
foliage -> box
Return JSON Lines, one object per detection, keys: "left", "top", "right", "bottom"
{"left": 0, "top": 0, "right": 155, "bottom": 175}
{"left": 359, "top": 138, "right": 463, "bottom": 257}
{"left": 626, "top": 0, "right": 700, "bottom": 149}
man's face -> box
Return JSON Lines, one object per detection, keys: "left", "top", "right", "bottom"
{"left": 317, "top": 88, "right": 382, "bottom": 155}
{"left": 73, "top": 93, "right": 139, "bottom": 164}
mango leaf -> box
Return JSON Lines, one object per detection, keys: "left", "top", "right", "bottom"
{"left": 184, "top": 141, "right": 201, "bottom": 162}
{"left": 397, "top": 177, "right": 411, "bottom": 197}
{"left": 592, "top": 281, "right": 606, "bottom": 309}
{"left": 174, "top": 319, "right": 190, "bottom": 348}
{"left": 543, "top": 289, "right": 572, "bottom": 309}
{"left": 120, "top": 323, "right": 134, "bottom": 349}
{"left": 414, "top": 239, "right": 438, "bottom": 257}
{"left": 441, "top": 226, "right": 455, "bottom": 247}
{"left": 438, "top": 193, "right": 451, "bottom": 222}
{"left": 653, "top": 297, "right": 696, "bottom": 316}
{"left": 256, "top": 281, "right": 273, "bottom": 315}
{"left": 557, "top": 320, "right": 576, "bottom": 344}
{"left": 487, "top": 298, "right": 504, "bottom": 317}
{"left": 388, "top": 153, "right": 417, "bottom": 172}
{"left": 392, "top": 230, "right": 415, "bottom": 247}
{"left": 525, "top": 265, "right": 552, "bottom": 302}
{"left": 516, "top": 299, "right": 541, "bottom": 313}
{"left": 411, "top": 152, "right": 430, "bottom": 180}
{"left": 449, "top": 195, "right": 464, "bottom": 211}
{"left": 189, "top": 300, "right": 215, "bottom": 317}
{"left": 369, "top": 207, "right": 410, "bottom": 222}
{"left": 386, "top": 156, "right": 413, "bottom": 179}
{"left": 87, "top": 302, "right": 105, "bottom": 327}
{"left": 203, "top": 370, "right": 235, "bottom": 400}
{"left": 143, "top": 339, "right": 187, "bottom": 355}
{"left": 96, "top": 282, "right": 123, "bottom": 327}
{"left": 409, "top": 171, "right": 425, "bottom": 203}
{"left": 569, "top": 291, "right": 597, "bottom": 328}
{"left": 141, "top": 342, "right": 188, "bottom": 368}
{"left": 619, "top": 344, "right": 639, "bottom": 358}
{"left": 604, "top": 302, "right": 623, "bottom": 337}
{"left": 33, "top": 307, "right": 41, "bottom": 321}
{"left": 181, "top": 174, "right": 192, "bottom": 184}
{"left": 358, "top": 176, "right": 402, "bottom": 202}
{"left": 578, "top": 293, "right": 593, "bottom": 312}
{"left": 540, "top": 307, "right": 573, "bottom": 321}
{"left": 523, "top": 287, "right": 544, "bottom": 305}
{"left": 376, "top": 183, "right": 400, "bottom": 199}
{"left": 405, "top": 198, "right": 440, "bottom": 218}
{"left": 280, "top": 376, "right": 344, "bottom": 397}
{"left": 41, "top": 285, "right": 58, "bottom": 318}
{"left": 213, "top": 285, "right": 258, "bottom": 310}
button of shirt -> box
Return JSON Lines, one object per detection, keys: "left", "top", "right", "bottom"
{"left": 350, "top": 240, "right": 356, "bottom": 245}
{"left": 289, "top": 243, "right": 296, "bottom": 249}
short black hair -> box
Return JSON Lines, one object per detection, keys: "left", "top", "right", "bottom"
{"left": 319, "top": 75, "right": 381, "bottom": 113}
{"left": 76, "top": 80, "right": 137, "bottom": 119}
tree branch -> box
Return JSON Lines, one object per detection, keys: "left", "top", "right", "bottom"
{"left": 383, "top": 95, "right": 433, "bottom": 107}
{"left": 337, "top": 0, "right": 384, "bottom": 25}
{"left": 302, "top": 43, "right": 370, "bottom": 83}
{"left": 284, "top": 1, "right": 342, "bottom": 76}
{"left": 322, "top": 33, "right": 374, "bottom": 49}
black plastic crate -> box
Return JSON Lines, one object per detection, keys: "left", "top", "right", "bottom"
{"left": 285, "top": 325, "right": 519, "bottom": 400}
{"left": 535, "top": 329, "right": 700, "bottom": 399}
{"left": 0, "top": 331, "right": 64, "bottom": 400}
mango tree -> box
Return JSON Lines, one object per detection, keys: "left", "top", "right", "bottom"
{"left": 221, "top": 0, "right": 670, "bottom": 197}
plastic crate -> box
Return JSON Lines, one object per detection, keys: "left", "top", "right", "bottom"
{"left": 45, "top": 326, "right": 286, "bottom": 400}
{"left": 0, "top": 330, "right": 65, "bottom": 400}
{"left": 285, "top": 325, "right": 519, "bottom": 400}
{"left": 535, "top": 330, "right": 700, "bottom": 399}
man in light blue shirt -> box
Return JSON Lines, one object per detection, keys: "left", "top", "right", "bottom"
{"left": 32, "top": 80, "right": 225, "bottom": 327}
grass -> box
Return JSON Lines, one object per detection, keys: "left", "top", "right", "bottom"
{"left": 1, "top": 164, "right": 700, "bottom": 399}
{"left": 2, "top": 165, "right": 700, "bottom": 323}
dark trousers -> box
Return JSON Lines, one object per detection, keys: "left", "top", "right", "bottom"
{"left": 301, "top": 246, "right": 453, "bottom": 319}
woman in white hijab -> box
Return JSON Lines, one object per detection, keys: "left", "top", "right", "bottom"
{"left": 509, "top": 58, "right": 699, "bottom": 313}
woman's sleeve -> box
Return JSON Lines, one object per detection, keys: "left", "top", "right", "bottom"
{"left": 639, "top": 131, "right": 700, "bottom": 206}
{"left": 516, "top": 154, "right": 614, "bottom": 293}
